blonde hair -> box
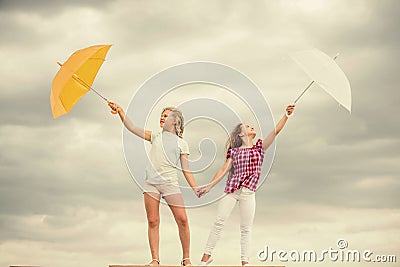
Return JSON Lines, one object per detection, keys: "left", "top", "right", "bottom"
{"left": 161, "top": 106, "right": 175, "bottom": 115}
{"left": 169, "top": 108, "right": 184, "bottom": 138}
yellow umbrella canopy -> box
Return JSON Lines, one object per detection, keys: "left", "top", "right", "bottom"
{"left": 50, "top": 44, "right": 112, "bottom": 119}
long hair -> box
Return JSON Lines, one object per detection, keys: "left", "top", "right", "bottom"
{"left": 226, "top": 123, "right": 243, "bottom": 150}
{"left": 226, "top": 123, "right": 243, "bottom": 178}
{"left": 169, "top": 108, "right": 184, "bottom": 138}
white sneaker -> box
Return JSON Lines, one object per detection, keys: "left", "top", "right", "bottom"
{"left": 197, "top": 258, "right": 213, "bottom": 265}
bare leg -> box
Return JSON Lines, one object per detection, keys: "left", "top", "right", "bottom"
{"left": 164, "top": 193, "right": 192, "bottom": 265}
{"left": 144, "top": 192, "right": 161, "bottom": 265}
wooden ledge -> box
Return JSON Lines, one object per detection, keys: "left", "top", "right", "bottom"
{"left": 109, "top": 265, "right": 285, "bottom": 267}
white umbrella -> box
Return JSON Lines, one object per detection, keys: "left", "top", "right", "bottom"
{"left": 289, "top": 48, "right": 352, "bottom": 115}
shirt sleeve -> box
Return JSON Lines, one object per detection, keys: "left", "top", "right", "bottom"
{"left": 255, "top": 139, "right": 263, "bottom": 152}
{"left": 149, "top": 131, "right": 158, "bottom": 144}
{"left": 179, "top": 138, "right": 190, "bottom": 155}
{"left": 226, "top": 148, "right": 232, "bottom": 159}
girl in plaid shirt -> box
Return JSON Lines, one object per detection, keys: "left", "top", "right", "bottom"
{"left": 198, "top": 104, "right": 295, "bottom": 266}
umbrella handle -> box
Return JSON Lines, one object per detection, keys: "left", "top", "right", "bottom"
{"left": 285, "top": 111, "right": 293, "bottom": 118}
{"left": 107, "top": 101, "right": 119, "bottom": 115}
{"left": 285, "top": 103, "right": 295, "bottom": 118}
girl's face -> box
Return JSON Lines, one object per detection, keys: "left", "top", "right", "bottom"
{"left": 241, "top": 124, "right": 256, "bottom": 138}
{"left": 163, "top": 113, "right": 176, "bottom": 130}
{"left": 159, "top": 110, "right": 171, "bottom": 128}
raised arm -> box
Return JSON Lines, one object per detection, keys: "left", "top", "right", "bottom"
{"left": 262, "top": 104, "right": 295, "bottom": 151}
{"left": 108, "top": 102, "right": 151, "bottom": 141}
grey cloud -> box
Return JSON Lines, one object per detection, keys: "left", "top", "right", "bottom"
{"left": 0, "top": 119, "right": 140, "bottom": 217}
{"left": 318, "top": 1, "right": 400, "bottom": 50}
{"left": 0, "top": 0, "right": 115, "bottom": 14}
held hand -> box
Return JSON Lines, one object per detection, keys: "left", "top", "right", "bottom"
{"left": 285, "top": 104, "right": 295, "bottom": 117}
{"left": 193, "top": 187, "right": 203, "bottom": 198}
{"left": 198, "top": 184, "right": 212, "bottom": 198}
{"left": 108, "top": 101, "right": 121, "bottom": 114}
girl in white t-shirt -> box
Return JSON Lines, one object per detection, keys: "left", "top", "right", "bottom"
{"left": 108, "top": 102, "right": 200, "bottom": 266}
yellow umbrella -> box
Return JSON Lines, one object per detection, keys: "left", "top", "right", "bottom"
{"left": 50, "top": 44, "right": 114, "bottom": 119}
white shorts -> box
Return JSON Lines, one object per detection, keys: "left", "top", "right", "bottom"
{"left": 143, "top": 180, "right": 181, "bottom": 197}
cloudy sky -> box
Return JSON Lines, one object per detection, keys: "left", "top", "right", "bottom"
{"left": 0, "top": 0, "right": 399, "bottom": 266}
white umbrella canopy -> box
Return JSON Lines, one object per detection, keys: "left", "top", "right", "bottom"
{"left": 289, "top": 48, "right": 352, "bottom": 113}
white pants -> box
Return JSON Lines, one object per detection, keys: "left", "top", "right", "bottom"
{"left": 204, "top": 187, "right": 256, "bottom": 262}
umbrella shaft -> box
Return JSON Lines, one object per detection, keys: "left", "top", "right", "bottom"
{"left": 294, "top": 80, "right": 314, "bottom": 103}
{"left": 72, "top": 74, "right": 108, "bottom": 102}
{"left": 293, "top": 52, "right": 339, "bottom": 104}
{"left": 90, "top": 87, "right": 108, "bottom": 102}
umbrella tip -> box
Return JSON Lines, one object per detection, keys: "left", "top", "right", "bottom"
{"left": 57, "top": 61, "right": 63, "bottom": 67}
{"left": 333, "top": 53, "right": 340, "bottom": 60}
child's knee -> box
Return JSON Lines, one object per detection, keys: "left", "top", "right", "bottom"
{"left": 175, "top": 215, "right": 188, "bottom": 227}
{"left": 148, "top": 217, "right": 160, "bottom": 228}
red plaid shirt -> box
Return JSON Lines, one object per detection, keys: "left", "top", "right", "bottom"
{"left": 224, "top": 139, "right": 265, "bottom": 193}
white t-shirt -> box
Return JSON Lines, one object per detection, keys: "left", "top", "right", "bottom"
{"left": 145, "top": 131, "right": 190, "bottom": 184}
